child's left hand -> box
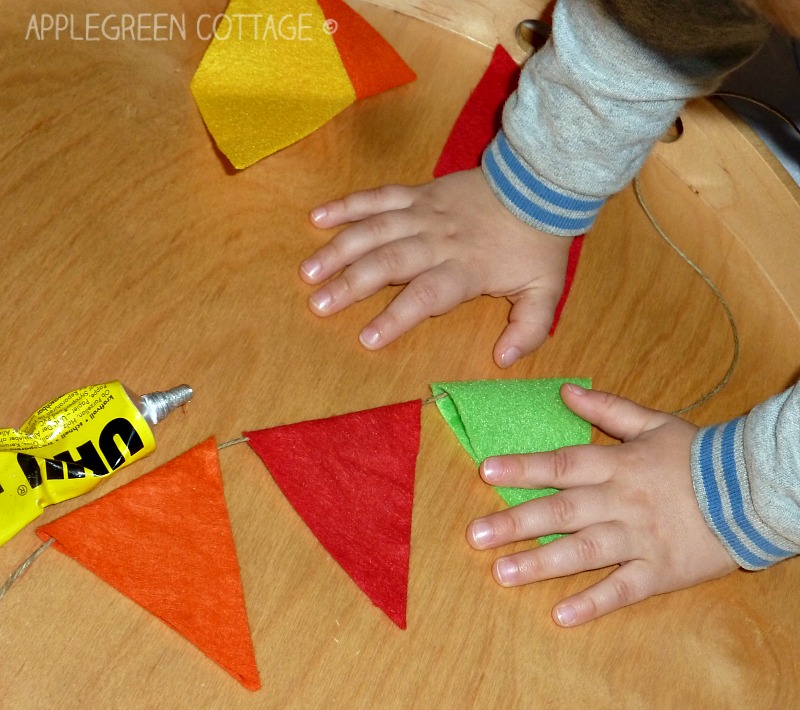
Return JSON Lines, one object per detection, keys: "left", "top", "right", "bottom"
{"left": 466, "top": 384, "right": 738, "bottom": 626}
{"left": 300, "top": 169, "right": 572, "bottom": 368}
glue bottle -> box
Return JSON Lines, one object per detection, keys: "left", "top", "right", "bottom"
{"left": 0, "top": 381, "right": 193, "bottom": 547}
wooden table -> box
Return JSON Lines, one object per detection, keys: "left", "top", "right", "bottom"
{"left": 1, "top": 1, "right": 798, "bottom": 706}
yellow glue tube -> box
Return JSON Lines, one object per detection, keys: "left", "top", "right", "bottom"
{"left": 0, "top": 381, "right": 192, "bottom": 547}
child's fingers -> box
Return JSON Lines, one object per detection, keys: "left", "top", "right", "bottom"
{"left": 300, "top": 209, "right": 421, "bottom": 284}
{"left": 493, "top": 289, "right": 560, "bottom": 368}
{"left": 489, "top": 523, "right": 631, "bottom": 586}
{"left": 480, "top": 446, "right": 614, "bottom": 490}
{"left": 560, "top": 385, "right": 672, "bottom": 442}
{"left": 467, "top": 486, "right": 614, "bottom": 550}
{"left": 357, "top": 261, "right": 472, "bottom": 350}
{"left": 551, "top": 561, "right": 655, "bottom": 626}
{"left": 306, "top": 236, "right": 439, "bottom": 317}
{"left": 309, "top": 184, "right": 416, "bottom": 229}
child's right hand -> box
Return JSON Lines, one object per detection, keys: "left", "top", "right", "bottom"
{"left": 466, "top": 385, "right": 738, "bottom": 626}
{"left": 300, "top": 169, "right": 573, "bottom": 368}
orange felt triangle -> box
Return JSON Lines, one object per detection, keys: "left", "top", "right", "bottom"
{"left": 317, "top": 0, "right": 416, "bottom": 99}
{"left": 37, "top": 438, "right": 260, "bottom": 692}
{"left": 245, "top": 400, "right": 422, "bottom": 629}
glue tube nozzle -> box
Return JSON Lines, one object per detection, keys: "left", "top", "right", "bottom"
{"left": 136, "top": 385, "right": 194, "bottom": 426}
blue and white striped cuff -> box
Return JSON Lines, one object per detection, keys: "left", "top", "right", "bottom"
{"left": 691, "top": 419, "right": 796, "bottom": 570}
{"left": 481, "top": 131, "right": 604, "bottom": 237}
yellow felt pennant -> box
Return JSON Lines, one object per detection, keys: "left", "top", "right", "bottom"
{"left": 191, "top": 0, "right": 356, "bottom": 169}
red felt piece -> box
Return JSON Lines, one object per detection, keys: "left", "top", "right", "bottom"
{"left": 550, "top": 234, "right": 584, "bottom": 335}
{"left": 317, "top": 0, "right": 416, "bottom": 100}
{"left": 434, "top": 44, "right": 584, "bottom": 334}
{"left": 246, "top": 400, "right": 422, "bottom": 630}
{"left": 433, "top": 45, "right": 520, "bottom": 178}
{"left": 37, "top": 438, "right": 261, "bottom": 692}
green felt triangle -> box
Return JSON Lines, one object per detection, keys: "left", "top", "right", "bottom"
{"left": 431, "top": 378, "right": 592, "bottom": 544}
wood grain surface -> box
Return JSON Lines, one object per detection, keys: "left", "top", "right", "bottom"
{"left": 0, "top": 1, "right": 797, "bottom": 708}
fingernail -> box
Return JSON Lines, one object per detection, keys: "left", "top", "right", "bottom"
{"left": 556, "top": 605, "right": 577, "bottom": 626}
{"left": 359, "top": 327, "right": 381, "bottom": 347}
{"left": 482, "top": 458, "right": 502, "bottom": 482}
{"left": 300, "top": 258, "right": 322, "bottom": 279}
{"left": 495, "top": 558, "right": 518, "bottom": 585}
{"left": 470, "top": 520, "right": 493, "bottom": 547}
{"left": 500, "top": 347, "right": 522, "bottom": 368}
{"left": 565, "top": 383, "right": 587, "bottom": 395}
{"left": 309, "top": 290, "right": 332, "bottom": 311}
{"left": 310, "top": 207, "right": 327, "bottom": 223}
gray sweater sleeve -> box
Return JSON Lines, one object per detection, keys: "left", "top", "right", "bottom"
{"left": 481, "top": 0, "right": 767, "bottom": 235}
{"left": 480, "top": 0, "right": 798, "bottom": 568}
{"left": 692, "top": 386, "right": 800, "bottom": 569}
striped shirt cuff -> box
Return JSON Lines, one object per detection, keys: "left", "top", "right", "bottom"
{"left": 691, "top": 419, "right": 796, "bottom": 570}
{"left": 481, "top": 131, "right": 604, "bottom": 237}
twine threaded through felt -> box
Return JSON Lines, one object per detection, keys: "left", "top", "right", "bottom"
{"left": 0, "top": 438, "right": 251, "bottom": 600}
{"left": 4, "top": 104, "right": 791, "bottom": 595}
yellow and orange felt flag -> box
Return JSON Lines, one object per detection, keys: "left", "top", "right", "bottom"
{"left": 191, "top": 0, "right": 416, "bottom": 169}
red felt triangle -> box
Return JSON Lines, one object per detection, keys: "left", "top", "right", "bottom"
{"left": 246, "top": 400, "right": 422, "bottom": 629}
{"left": 434, "top": 44, "right": 584, "bottom": 334}
{"left": 550, "top": 234, "right": 584, "bottom": 335}
{"left": 433, "top": 45, "right": 520, "bottom": 178}
{"left": 317, "top": 0, "right": 416, "bottom": 100}
{"left": 37, "top": 438, "right": 260, "bottom": 691}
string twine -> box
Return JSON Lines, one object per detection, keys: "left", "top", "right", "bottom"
{"left": 3, "top": 93, "right": 796, "bottom": 603}
{"left": 633, "top": 176, "right": 740, "bottom": 416}
{"left": 642, "top": 89, "right": 800, "bottom": 415}
{"left": 0, "top": 537, "right": 54, "bottom": 601}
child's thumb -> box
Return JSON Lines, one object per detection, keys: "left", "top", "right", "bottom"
{"left": 493, "top": 290, "right": 558, "bottom": 368}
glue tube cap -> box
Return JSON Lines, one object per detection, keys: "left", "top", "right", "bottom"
{"left": 134, "top": 385, "right": 194, "bottom": 426}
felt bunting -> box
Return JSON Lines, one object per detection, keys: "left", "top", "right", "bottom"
{"left": 431, "top": 379, "right": 591, "bottom": 544}
{"left": 191, "top": 0, "right": 415, "bottom": 169}
{"left": 433, "top": 44, "right": 584, "bottom": 334}
{"left": 37, "top": 438, "right": 261, "bottom": 691}
{"left": 246, "top": 400, "right": 421, "bottom": 629}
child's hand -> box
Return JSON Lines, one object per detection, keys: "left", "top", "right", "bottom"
{"left": 466, "top": 384, "right": 738, "bottom": 625}
{"left": 300, "top": 169, "right": 572, "bottom": 368}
